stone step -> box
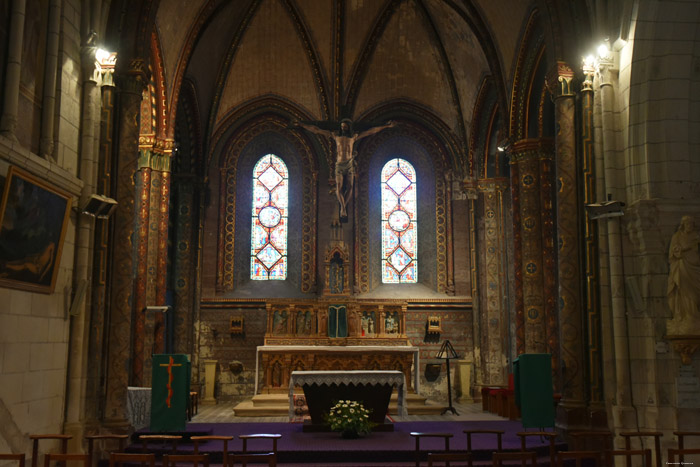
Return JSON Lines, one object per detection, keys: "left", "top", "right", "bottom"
{"left": 233, "top": 390, "right": 446, "bottom": 416}
{"left": 250, "top": 391, "right": 430, "bottom": 407}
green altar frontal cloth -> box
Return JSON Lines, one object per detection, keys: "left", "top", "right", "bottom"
{"left": 151, "top": 354, "right": 190, "bottom": 431}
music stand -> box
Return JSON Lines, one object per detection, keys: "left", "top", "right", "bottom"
{"left": 436, "top": 340, "right": 459, "bottom": 415}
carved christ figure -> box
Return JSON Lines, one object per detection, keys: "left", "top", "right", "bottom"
{"left": 293, "top": 118, "right": 396, "bottom": 218}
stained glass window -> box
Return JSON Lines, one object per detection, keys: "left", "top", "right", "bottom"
{"left": 381, "top": 158, "right": 417, "bottom": 283}
{"left": 251, "top": 154, "right": 288, "bottom": 280}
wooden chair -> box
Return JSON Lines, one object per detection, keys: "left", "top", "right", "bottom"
{"left": 492, "top": 451, "right": 537, "bottom": 466}
{"left": 162, "top": 454, "right": 209, "bottom": 467}
{"left": 84, "top": 434, "right": 129, "bottom": 467}
{"left": 668, "top": 448, "right": 700, "bottom": 464}
{"left": 619, "top": 431, "right": 662, "bottom": 467}
{"left": 238, "top": 434, "right": 281, "bottom": 467}
{"left": 410, "top": 432, "right": 453, "bottom": 467}
{"left": 187, "top": 392, "right": 199, "bottom": 420}
{"left": 605, "top": 449, "right": 652, "bottom": 466}
{"left": 674, "top": 432, "right": 700, "bottom": 464}
{"left": 43, "top": 453, "right": 89, "bottom": 467}
{"left": 517, "top": 431, "right": 557, "bottom": 467}
{"left": 0, "top": 454, "right": 25, "bottom": 467}
{"left": 29, "top": 434, "right": 72, "bottom": 467}
{"left": 139, "top": 435, "right": 182, "bottom": 456}
{"left": 426, "top": 452, "right": 472, "bottom": 467}
{"left": 556, "top": 451, "right": 603, "bottom": 467}
{"left": 109, "top": 452, "right": 156, "bottom": 467}
{"left": 463, "top": 429, "right": 504, "bottom": 452}
{"left": 191, "top": 436, "right": 234, "bottom": 467}
{"left": 568, "top": 431, "right": 613, "bottom": 451}
{"left": 226, "top": 453, "right": 276, "bottom": 467}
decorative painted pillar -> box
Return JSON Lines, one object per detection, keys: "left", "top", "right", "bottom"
{"left": 132, "top": 144, "right": 152, "bottom": 387}
{"left": 39, "top": 0, "right": 61, "bottom": 158}
{"left": 154, "top": 142, "right": 174, "bottom": 353}
{"left": 172, "top": 173, "right": 196, "bottom": 354}
{"left": 0, "top": 0, "right": 26, "bottom": 139}
{"left": 510, "top": 140, "right": 553, "bottom": 354}
{"left": 581, "top": 59, "right": 605, "bottom": 423}
{"left": 104, "top": 58, "right": 148, "bottom": 427}
{"left": 551, "top": 62, "right": 586, "bottom": 427}
{"left": 478, "top": 179, "right": 509, "bottom": 385}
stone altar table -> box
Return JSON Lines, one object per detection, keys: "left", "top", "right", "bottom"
{"left": 288, "top": 370, "right": 408, "bottom": 430}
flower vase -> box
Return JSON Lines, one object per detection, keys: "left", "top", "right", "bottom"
{"left": 341, "top": 429, "right": 361, "bottom": 439}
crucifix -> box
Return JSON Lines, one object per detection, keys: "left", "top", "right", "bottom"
{"left": 159, "top": 355, "right": 182, "bottom": 408}
{"left": 292, "top": 118, "right": 396, "bottom": 219}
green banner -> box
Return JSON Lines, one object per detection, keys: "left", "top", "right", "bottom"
{"left": 151, "top": 354, "right": 190, "bottom": 432}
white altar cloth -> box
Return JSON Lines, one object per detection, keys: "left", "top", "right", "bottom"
{"left": 288, "top": 370, "right": 408, "bottom": 418}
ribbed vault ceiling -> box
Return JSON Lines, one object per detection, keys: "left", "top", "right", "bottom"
{"left": 155, "top": 0, "right": 533, "bottom": 153}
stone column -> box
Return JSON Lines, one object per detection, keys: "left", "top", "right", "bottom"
{"left": 598, "top": 53, "right": 636, "bottom": 438}
{"left": 132, "top": 149, "right": 151, "bottom": 387}
{"left": 63, "top": 44, "right": 102, "bottom": 447}
{"left": 581, "top": 60, "right": 606, "bottom": 424}
{"left": 479, "top": 179, "right": 509, "bottom": 385}
{"left": 103, "top": 59, "right": 147, "bottom": 427}
{"left": 39, "top": 0, "right": 61, "bottom": 158}
{"left": 510, "top": 141, "right": 552, "bottom": 354}
{"left": 551, "top": 63, "right": 587, "bottom": 428}
{"left": 155, "top": 143, "right": 174, "bottom": 353}
{"left": 0, "top": 0, "right": 26, "bottom": 139}
{"left": 172, "top": 173, "right": 196, "bottom": 354}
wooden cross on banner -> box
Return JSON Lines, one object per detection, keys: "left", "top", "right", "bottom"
{"left": 159, "top": 355, "right": 183, "bottom": 408}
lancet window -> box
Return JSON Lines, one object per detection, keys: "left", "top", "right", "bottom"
{"left": 381, "top": 158, "right": 417, "bottom": 283}
{"left": 250, "top": 154, "right": 288, "bottom": 280}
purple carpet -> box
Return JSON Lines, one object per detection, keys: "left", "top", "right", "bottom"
{"left": 134, "top": 420, "right": 565, "bottom": 465}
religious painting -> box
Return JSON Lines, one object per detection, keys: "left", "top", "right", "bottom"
{"left": 0, "top": 166, "right": 72, "bottom": 293}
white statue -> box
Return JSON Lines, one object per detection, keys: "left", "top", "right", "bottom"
{"left": 667, "top": 215, "right": 700, "bottom": 334}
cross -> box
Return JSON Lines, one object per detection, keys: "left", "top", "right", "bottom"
{"left": 159, "top": 356, "right": 182, "bottom": 408}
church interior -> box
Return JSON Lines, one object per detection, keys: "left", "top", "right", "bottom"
{"left": 2, "top": 0, "right": 700, "bottom": 464}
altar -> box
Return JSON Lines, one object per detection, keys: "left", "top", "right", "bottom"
{"left": 289, "top": 370, "right": 407, "bottom": 431}
{"left": 257, "top": 300, "right": 417, "bottom": 396}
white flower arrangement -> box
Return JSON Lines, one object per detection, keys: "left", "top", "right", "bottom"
{"left": 324, "top": 400, "right": 375, "bottom": 436}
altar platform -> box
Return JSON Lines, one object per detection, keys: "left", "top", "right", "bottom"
{"left": 131, "top": 417, "right": 564, "bottom": 466}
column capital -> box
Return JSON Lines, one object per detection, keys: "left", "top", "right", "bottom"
{"left": 546, "top": 61, "right": 576, "bottom": 98}
{"left": 116, "top": 58, "right": 149, "bottom": 95}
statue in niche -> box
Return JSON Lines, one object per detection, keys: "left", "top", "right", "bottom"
{"left": 292, "top": 118, "right": 396, "bottom": 218}
{"left": 347, "top": 310, "right": 358, "bottom": 336}
{"left": 329, "top": 253, "right": 344, "bottom": 294}
{"left": 667, "top": 215, "right": 700, "bottom": 334}
{"left": 317, "top": 309, "right": 328, "bottom": 336}
{"left": 273, "top": 310, "right": 288, "bottom": 335}
{"left": 385, "top": 311, "right": 398, "bottom": 334}
{"left": 296, "top": 310, "right": 311, "bottom": 335}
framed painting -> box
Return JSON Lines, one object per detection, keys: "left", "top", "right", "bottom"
{"left": 0, "top": 166, "right": 72, "bottom": 293}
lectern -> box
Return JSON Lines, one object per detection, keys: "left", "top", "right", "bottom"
{"left": 437, "top": 340, "right": 459, "bottom": 415}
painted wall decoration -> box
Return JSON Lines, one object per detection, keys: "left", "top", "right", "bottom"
{"left": 381, "top": 158, "right": 417, "bottom": 283}
{"left": 0, "top": 166, "right": 72, "bottom": 293}
{"left": 250, "top": 154, "right": 288, "bottom": 280}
